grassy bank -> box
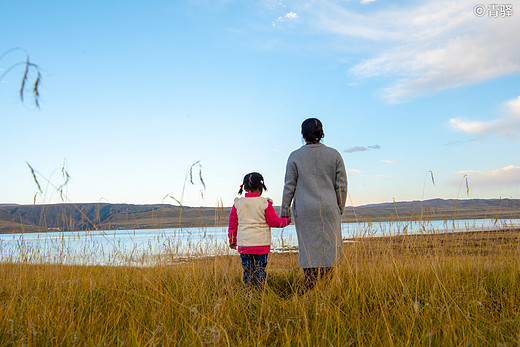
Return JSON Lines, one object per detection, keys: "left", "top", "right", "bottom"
{"left": 1, "top": 229, "right": 519, "bottom": 345}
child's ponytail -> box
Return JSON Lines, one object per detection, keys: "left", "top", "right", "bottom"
{"left": 239, "top": 172, "right": 267, "bottom": 194}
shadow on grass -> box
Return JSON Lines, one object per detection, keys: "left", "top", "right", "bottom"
{"left": 266, "top": 269, "right": 306, "bottom": 298}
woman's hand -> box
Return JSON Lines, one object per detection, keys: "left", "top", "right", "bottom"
{"left": 229, "top": 243, "right": 237, "bottom": 250}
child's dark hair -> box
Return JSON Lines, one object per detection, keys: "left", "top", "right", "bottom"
{"left": 238, "top": 172, "right": 268, "bottom": 195}
{"left": 301, "top": 118, "right": 324, "bottom": 143}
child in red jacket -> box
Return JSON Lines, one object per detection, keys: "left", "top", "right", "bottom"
{"left": 228, "top": 172, "right": 291, "bottom": 289}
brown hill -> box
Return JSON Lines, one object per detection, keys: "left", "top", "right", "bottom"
{"left": 0, "top": 198, "right": 518, "bottom": 234}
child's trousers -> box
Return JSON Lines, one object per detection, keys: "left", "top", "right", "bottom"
{"left": 240, "top": 254, "right": 268, "bottom": 289}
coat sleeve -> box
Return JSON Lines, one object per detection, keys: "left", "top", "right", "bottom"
{"left": 280, "top": 155, "right": 297, "bottom": 218}
{"left": 335, "top": 153, "right": 348, "bottom": 214}
{"left": 265, "top": 200, "right": 291, "bottom": 227}
{"left": 228, "top": 205, "right": 238, "bottom": 245}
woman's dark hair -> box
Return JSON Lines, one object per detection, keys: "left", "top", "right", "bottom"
{"left": 238, "top": 172, "right": 268, "bottom": 195}
{"left": 301, "top": 118, "right": 324, "bottom": 143}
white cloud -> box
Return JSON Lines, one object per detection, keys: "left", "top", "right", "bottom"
{"left": 380, "top": 160, "right": 397, "bottom": 164}
{"left": 361, "top": 0, "right": 376, "bottom": 4}
{"left": 449, "top": 95, "right": 520, "bottom": 137}
{"left": 277, "top": 11, "right": 298, "bottom": 22}
{"left": 455, "top": 165, "right": 520, "bottom": 187}
{"left": 348, "top": 168, "right": 361, "bottom": 174}
{"left": 287, "top": 0, "right": 520, "bottom": 102}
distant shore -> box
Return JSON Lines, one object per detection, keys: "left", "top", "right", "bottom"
{"left": 1, "top": 198, "right": 519, "bottom": 234}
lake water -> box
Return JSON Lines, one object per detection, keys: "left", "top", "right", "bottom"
{"left": 0, "top": 218, "right": 518, "bottom": 266}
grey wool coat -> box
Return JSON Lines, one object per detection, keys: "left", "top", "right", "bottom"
{"left": 281, "top": 143, "right": 348, "bottom": 268}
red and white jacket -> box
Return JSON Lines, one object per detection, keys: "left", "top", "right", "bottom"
{"left": 228, "top": 192, "right": 291, "bottom": 255}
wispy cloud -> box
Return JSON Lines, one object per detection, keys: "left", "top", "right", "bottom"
{"left": 344, "top": 146, "right": 368, "bottom": 153}
{"left": 449, "top": 95, "right": 520, "bottom": 137}
{"left": 444, "top": 139, "right": 478, "bottom": 146}
{"left": 380, "top": 160, "right": 397, "bottom": 164}
{"left": 347, "top": 168, "right": 390, "bottom": 178}
{"left": 284, "top": 12, "right": 298, "bottom": 19}
{"left": 281, "top": 0, "right": 520, "bottom": 102}
{"left": 455, "top": 165, "right": 520, "bottom": 187}
{"left": 344, "top": 144, "right": 381, "bottom": 153}
{"left": 276, "top": 11, "right": 298, "bottom": 22}
{"left": 361, "top": 0, "right": 376, "bottom": 4}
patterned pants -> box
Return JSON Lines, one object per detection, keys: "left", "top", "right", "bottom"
{"left": 240, "top": 254, "right": 268, "bottom": 290}
{"left": 303, "top": 267, "right": 332, "bottom": 289}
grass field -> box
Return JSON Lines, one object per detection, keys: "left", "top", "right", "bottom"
{"left": 1, "top": 228, "right": 519, "bottom": 345}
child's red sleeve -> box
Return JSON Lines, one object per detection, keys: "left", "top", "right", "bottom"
{"left": 228, "top": 205, "right": 238, "bottom": 245}
{"left": 265, "top": 201, "right": 291, "bottom": 228}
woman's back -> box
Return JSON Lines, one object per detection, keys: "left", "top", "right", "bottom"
{"left": 281, "top": 141, "right": 347, "bottom": 269}
{"left": 288, "top": 143, "right": 340, "bottom": 209}
{"left": 283, "top": 143, "right": 346, "bottom": 217}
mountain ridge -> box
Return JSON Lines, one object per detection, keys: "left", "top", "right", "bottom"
{"left": 0, "top": 198, "right": 518, "bottom": 234}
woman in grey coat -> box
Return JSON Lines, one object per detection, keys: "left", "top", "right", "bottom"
{"left": 281, "top": 118, "right": 347, "bottom": 289}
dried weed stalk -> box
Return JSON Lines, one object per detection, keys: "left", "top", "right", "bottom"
{"left": 1, "top": 47, "right": 42, "bottom": 108}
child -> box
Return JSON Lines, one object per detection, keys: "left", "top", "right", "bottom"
{"left": 228, "top": 172, "right": 291, "bottom": 290}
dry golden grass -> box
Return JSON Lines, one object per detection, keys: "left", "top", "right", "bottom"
{"left": 1, "top": 228, "right": 519, "bottom": 345}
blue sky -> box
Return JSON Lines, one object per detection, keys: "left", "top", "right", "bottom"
{"left": 1, "top": 0, "right": 519, "bottom": 207}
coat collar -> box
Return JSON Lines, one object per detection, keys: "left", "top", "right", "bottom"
{"left": 304, "top": 143, "right": 325, "bottom": 148}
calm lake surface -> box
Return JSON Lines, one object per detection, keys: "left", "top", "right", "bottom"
{"left": 1, "top": 218, "right": 519, "bottom": 266}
